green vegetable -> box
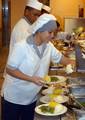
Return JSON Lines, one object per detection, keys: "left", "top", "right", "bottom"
{"left": 80, "top": 102, "right": 85, "bottom": 107}
{"left": 75, "top": 101, "right": 85, "bottom": 107}
{"left": 51, "top": 77, "right": 59, "bottom": 82}
{"left": 39, "top": 106, "right": 55, "bottom": 114}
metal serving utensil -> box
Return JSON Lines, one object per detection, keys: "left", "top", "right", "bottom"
{"left": 69, "top": 94, "right": 85, "bottom": 111}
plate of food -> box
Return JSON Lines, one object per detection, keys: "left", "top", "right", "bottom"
{"left": 35, "top": 102, "right": 67, "bottom": 116}
{"left": 50, "top": 63, "right": 64, "bottom": 70}
{"left": 53, "top": 95, "right": 69, "bottom": 103}
{"left": 42, "top": 87, "right": 64, "bottom": 95}
{"left": 40, "top": 95, "right": 69, "bottom": 104}
{"left": 44, "top": 75, "right": 67, "bottom": 84}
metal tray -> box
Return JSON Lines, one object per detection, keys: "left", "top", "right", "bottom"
{"left": 69, "top": 85, "right": 85, "bottom": 96}
{"left": 68, "top": 77, "right": 85, "bottom": 85}
{"left": 75, "top": 97, "right": 85, "bottom": 105}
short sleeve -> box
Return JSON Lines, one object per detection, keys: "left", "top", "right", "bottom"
{"left": 50, "top": 42, "right": 62, "bottom": 63}
{"left": 7, "top": 42, "right": 26, "bottom": 69}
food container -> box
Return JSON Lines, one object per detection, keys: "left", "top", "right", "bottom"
{"left": 68, "top": 77, "right": 85, "bottom": 96}
{"left": 75, "top": 96, "right": 85, "bottom": 107}
{"left": 69, "top": 84, "right": 85, "bottom": 96}
{"left": 68, "top": 77, "right": 85, "bottom": 85}
{"left": 74, "top": 109, "right": 85, "bottom": 120}
{"left": 73, "top": 97, "right": 85, "bottom": 120}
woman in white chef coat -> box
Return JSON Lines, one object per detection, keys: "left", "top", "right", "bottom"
{"left": 1, "top": 13, "right": 75, "bottom": 120}
{"left": 3, "top": 0, "right": 43, "bottom": 78}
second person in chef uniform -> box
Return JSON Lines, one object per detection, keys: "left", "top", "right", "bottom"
{"left": 9, "top": 0, "right": 43, "bottom": 54}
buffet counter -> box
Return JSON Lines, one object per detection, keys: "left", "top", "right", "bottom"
{"left": 34, "top": 109, "right": 76, "bottom": 120}
{"left": 34, "top": 70, "right": 85, "bottom": 120}
{"left": 33, "top": 38, "right": 85, "bottom": 120}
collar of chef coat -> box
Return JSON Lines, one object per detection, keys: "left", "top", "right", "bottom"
{"left": 23, "top": 16, "right": 32, "bottom": 25}
{"left": 26, "top": 35, "right": 47, "bottom": 59}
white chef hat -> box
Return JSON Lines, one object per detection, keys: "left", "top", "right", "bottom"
{"left": 42, "top": 5, "right": 51, "bottom": 13}
{"left": 26, "top": 0, "right": 43, "bottom": 11}
{"left": 31, "top": 13, "right": 57, "bottom": 34}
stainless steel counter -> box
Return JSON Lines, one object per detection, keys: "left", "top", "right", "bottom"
{"left": 34, "top": 109, "right": 76, "bottom": 120}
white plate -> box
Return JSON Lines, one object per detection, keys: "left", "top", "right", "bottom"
{"left": 42, "top": 87, "right": 55, "bottom": 95}
{"left": 40, "top": 95, "right": 69, "bottom": 104}
{"left": 47, "top": 75, "right": 67, "bottom": 84}
{"left": 35, "top": 103, "right": 67, "bottom": 116}
{"left": 42, "top": 87, "right": 66, "bottom": 95}
{"left": 53, "top": 95, "right": 69, "bottom": 103}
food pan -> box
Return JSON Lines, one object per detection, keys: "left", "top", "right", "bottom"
{"left": 69, "top": 84, "right": 85, "bottom": 96}
{"left": 68, "top": 77, "right": 85, "bottom": 85}
{"left": 72, "top": 96, "right": 85, "bottom": 120}
{"left": 75, "top": 96, "right": 85, "bottom": 107}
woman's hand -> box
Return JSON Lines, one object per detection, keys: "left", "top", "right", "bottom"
{"left": 31, "top": 76, "right": 45, "bottom": 86}
{"left": 60, "top": 55, "right": 75, "bottom": 66}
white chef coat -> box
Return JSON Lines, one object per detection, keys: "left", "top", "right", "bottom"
{"left": 3, "top": 17, "right": 32, "bottom": 79}
{"left": 2, "top": 36, "right": 62, "bottom": 105}
{"left": 9, "top": 17, "right": 32, "bottom": 54}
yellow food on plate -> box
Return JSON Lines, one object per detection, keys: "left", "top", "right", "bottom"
{"left": 49, "top": 101, "right": 59, "bottom": 108}
{"left": 49, "top": 94, "right": 57, "bottom": 99}
{"left": 44, "top": 75, "right": 51, "bottom": 83}
{"left": 54, "top": 95, "right": 63, "bottom": 102}
{"left": 56, "top": 95, "right": 63, "bottom": 100}
{"left": 39, "top": 101, "right": 58, "bottom": 114}
{"left": 53, "top": 88, "right": 63, "bottom": 95}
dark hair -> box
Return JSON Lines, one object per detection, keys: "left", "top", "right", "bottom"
{"left": 41, "top": 9, "right": 49, "bottom": 14}
{"left": 24, "top": 6, "right": 34, "bottom": 11}
{"left": 56, "top": 21, "right": 60, "bottom": 28}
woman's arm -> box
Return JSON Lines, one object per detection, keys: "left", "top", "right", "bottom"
{"left": 60, "top": 55, "right": 75, "bottom": 66}
{"left": 6, "top": 67, "right": 44, "bottom": 86}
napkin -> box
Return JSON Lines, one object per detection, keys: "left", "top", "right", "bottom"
{"left": 65, "top": 64, "right": 74, "bottom": 74}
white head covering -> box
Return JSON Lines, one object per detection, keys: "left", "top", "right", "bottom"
{"left": 26, "top": 0, "right": 43, "bottom": 11}
{"left": 31, "top": 13, "right": 57, "bottom": 34}
{"left": 42, "top": 5, "right": 51, "bottom": 13}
